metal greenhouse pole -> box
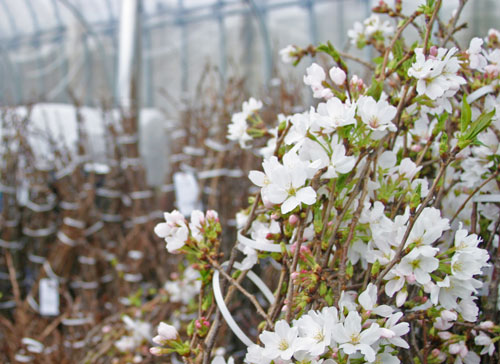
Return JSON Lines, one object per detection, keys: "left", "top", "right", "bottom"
{"left": 116, "top": 0, "right": 155, "bottom": 290}
{"left": 117, "top": 0, "right": 141, "bottom": 121}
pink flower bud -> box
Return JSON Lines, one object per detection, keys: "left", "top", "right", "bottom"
{"left": 270, "top": 212, "right": 279, "bottom": 220}
{"left": 479, "top": 321, "right": 494, "bottom": 329}
{"left": 102, "top": 325, "right": 112, "bottom": 334}
{"left": 300, "top": 246, "right": 311, "bottom": 255}
{"left": 429, "top": 46, "right": 438, "bottom": 57}
{"left": 158, "top": 322, "right": 178, "bottom": 340}
{"left": 195, "top": 321, "right": 202, "bottom": 329}
{"left": 264, "top": 199, "right": 274, "bottom": 209}
{"left": 485, "top": 65, "right": 499, "bottom": 77}
{"left": 281, "top": 305, "right": 288, "bottom": 312}
{"left": 150, "top": 347, "right": 164, "bottom": 356}
{"left": 396, "top": 290, "right": 408, "bottom": 307}
{"left": 411, "top": 144, "right": 422, "bottom": 152}
{"left": 431, "top": 349, "right": 441, "bottom": 357}
{"left": 206, "top": 210, "right": 218, "bottom": 221}
{"left": 406, "top": 273, "right": 416, "bottom": 284}
{"left": 438, "top": 331, "right": 452, "bottom": 340}
{"left": 448, "top": 343, "right": 460, "bottom": 355}
{"left": 152, "top": 335, "right": 168, "bottom": 346}
{"left": 291, "top": 272, "right": 300, "bottom": 280}
{"left": 329, "top": 66, "right": 347, "bottom": 85}
{"left": 441, "top": 310, "right": 457, "bottom": 322}
{"left": 288, "top": 214, "right": 299, "bottom": 225}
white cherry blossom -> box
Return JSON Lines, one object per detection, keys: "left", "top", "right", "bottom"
{"left": 357, "top": 96, "right": 397, "bottom": 132}
{"left": 259, "top": 320, "right": 305, "bottom": 361}
{"left": 154, "top": 210, "right": 189, "bottom": 253}
{"left": 331, "top": 311, "right": 381, "bottom": 362}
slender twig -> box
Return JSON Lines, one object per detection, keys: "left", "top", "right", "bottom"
{"left": 338, "top": 51, "right": 375, "bottom": 70}
{"left": 384, "top": 51, "right": 414, "bottom": 79}
{"left": 410, "top": 321, "right": 426, "bottom": 364}
{"left": 322, "top": 153, "right": 371, "bottom": 268}
{"left": 422, "top": 317, "right": 429, "bottom": 364}
{"left": 486, "top": 215, "right": 500, "bottom": 252}
{"left": 450, "top": 171, "right": 499, "bottom": 224}
{"left": 390, "top": 84, "right": 412, "bottom": 149}
{"left": 285, "top": 206, "right": 311, "bottom": 322}
{"left": 209, "top": 259, "right": 273, "bottom": 327}
{"left": 379, "top": 11, "right": 420, "bottom": 83}
{"left": 415, "top": 136, "right": 435, "bottom": 167}
{"left": 440, "top": 0, "right": 468, "bottom": 47}
{"left": 376, "top": 155, "right": 455, "bottom": 288}
{"left": 422, "top": 0, "right": 443, "bottom": 53}
{"left": 337, "top": 172, "right": 370, "bottom": 297}
{"left": 5, "top": 251, "right": 21, "bottom": 307}
{"left": 265, "top": 265, "right": 287, "bottom": 331}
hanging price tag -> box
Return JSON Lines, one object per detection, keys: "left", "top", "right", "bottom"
{"left": 39, "top": 278, "right": 60, "bottom": 316}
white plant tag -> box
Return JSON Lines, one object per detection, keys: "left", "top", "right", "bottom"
{"left": 173, "top": 172, "right": 201, "bottom": 216}
{"left": 39, "top": 278, "right": 59, "bottom": 316}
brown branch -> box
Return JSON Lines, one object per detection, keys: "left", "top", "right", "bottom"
{"left": 337, "top": 172, "right": 370, "bottom": 297}
{"left": 376, "top": 154, "right": 455, "bottom": 288}
{"left": 322, "top": 153, "right": 371, "bottom": 268}
{"left": 422, "top": 0, "right": 443, "bottom": 53}
{"left": 209, "top": 259, "right": 273, "bottom": 327}
{"left": 338, "top": 51, "right": 375, "bottom": 71}
{"left": 450, "top": 171, "right": 499, "bottom": 224}
{"left": 285, "top": 205, "right": 312, "bottom": 322}
{"left": 379, "top": 11, "right": 420, "bottom": 83}
{"left": 440, "top": 0, "right": 468, "bottom": 47}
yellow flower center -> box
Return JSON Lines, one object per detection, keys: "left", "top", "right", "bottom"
{"left": 314, "top": 330, "right": 325, "bottom": 343}
{"left": 350, "top": 333, "right": 361, "bottom": 344}
{"left": 279, "top": 339, "right": 289, "bottom": 351}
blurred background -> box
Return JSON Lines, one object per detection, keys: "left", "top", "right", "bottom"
{"left": 0, "top": 0, "right": 499, "bottom": 363}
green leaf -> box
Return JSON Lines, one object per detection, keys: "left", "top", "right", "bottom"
{"left": 458, "top": 109, "right": 496, "bottom": 149}
{"left": 346, "top": 261, "right": 354, "bottom": 279}
{"left": 319, "top": 281, "right": 327, "bottom": 296}
{"left": 439, "top": 132, "right": 448, "bottom": 156}
{"left": 460, "top": 97, "right": 471, "bottom": 134}
{"left": 325, "top": 288, "right": 334, "bottom": 306}
{"left": 393, "top": 39, "right": 404, "bottom": 61}
{"left": 317, "top": 41, "right": 347, "bottom": 69}
{"left": 187, "top": 320, "right": 195, "bottom": 336}
{"left": 432, "top": 111, "right": 448, "bottom": 136}
{"left": 202, "top": 291, "right": 213, "bottom": 311}
{"left": 313, "top": 206, "right": 323, "bottom": 234}
{"left": 371, "top": 260, "right": 381, "bottom": 276}
{"left": 366, "top": 77, "right": 384, "bottom": 101}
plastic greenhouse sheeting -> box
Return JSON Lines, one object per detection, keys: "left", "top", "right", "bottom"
{"left": 0, "top": 0, "right": 499, "bottom": 108}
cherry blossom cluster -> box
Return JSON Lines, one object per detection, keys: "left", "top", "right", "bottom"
{"left": 154, "top": 209, "right": 220, "bottom": 253}
{"left": 149, "top": 1, "right": 500, "bottom": 363}
{"left": 246, "top": 284, "right": 407, "bottom": 364}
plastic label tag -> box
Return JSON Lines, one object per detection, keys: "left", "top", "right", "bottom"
{"left": 173, "top": 172, "right": 201, "bottom": 216}
{"left": 39, "top": 278, "right": 59, "bottom": 316}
